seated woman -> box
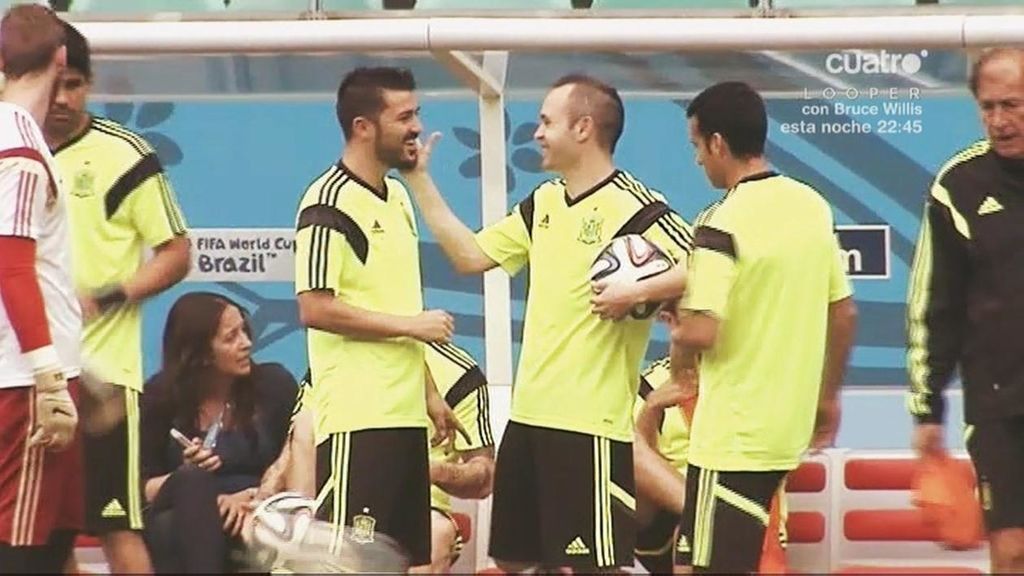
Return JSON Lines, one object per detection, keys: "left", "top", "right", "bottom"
{"left": 140, "top": 291, "right": 296, "bottom": 573}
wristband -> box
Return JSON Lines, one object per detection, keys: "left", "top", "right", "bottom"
{"left": 24, "top": 345, "right": 61, "bottom": 374}
{"left": 94, "top": 285, "right": 128, "bottom": 312}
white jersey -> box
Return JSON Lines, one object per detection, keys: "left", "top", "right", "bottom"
{"left": 0, "top": 102, "right": 81, "bottom": 388}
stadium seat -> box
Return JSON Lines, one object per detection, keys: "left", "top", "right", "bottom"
{"left": 401, "top": 0, "right": 569, "bottom": 8}
{"left": 220, "top": 0, "right": 317, "bottom": 10}
{"left": 452, "top": 511, "right": 473, "bottom": 542}
{"left": 69, "top": 0, "right": 220, "bottom": 12}
{"left": 70, "top": 0, "right": 314, "bottom": 11}
{"left": 593, "top": 0, "right": 754, "bottom": 7}
{"left": 321, "top": 0, "right": 388, "bottom": 8}
{"left": 772, "top": 0, "right": 914, "bottom": 7}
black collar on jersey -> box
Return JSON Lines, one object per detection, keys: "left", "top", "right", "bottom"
{"left": 734, "top": 170, "right": 779, "bottom": 187}
{"left": 564, "top": 169, "right": 622, "bottom": 207}
{"left": 993, "top": 151, "right": 1024, "bottom": 177}
{"left": 336, "top": 160, "right": 388, "bottom": 202}
{"left": 50, "top": 114, "right": 93, "bottom": 155}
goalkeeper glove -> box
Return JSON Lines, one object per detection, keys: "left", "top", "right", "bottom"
{"left": 28, "top": 358, "right": 78, "bottom": 451}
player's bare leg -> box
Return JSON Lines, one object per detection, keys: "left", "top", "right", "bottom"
{"left": 990, "top": 528, "right": 1024, "bottom": 573}
{"left": 100, "top": 531, "right": 152, "bottom": 574}
{"left": 410, "top": 510, "right": 458, "bottom": 574}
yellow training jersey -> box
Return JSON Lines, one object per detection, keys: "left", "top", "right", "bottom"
{"left": 56, "top": 117, "right": 188, "bottom": 392}
{"left": 683, "top": 172, "right": 852, "bottom": 472}
{"left": 634, "top": 357, "right": 689, "bottom": 472}
{"left": 426, "top": 342, "right": 493, "bottom": 513}
{"left": 476, "top": 170, "right": 692, "bottom": 442}
{"left": 294, "top": 162, "right": 426, "bottom": 439}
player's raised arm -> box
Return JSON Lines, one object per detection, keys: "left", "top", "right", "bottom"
{"left": 400, "top": 133, "right": 499, "bottom": 275}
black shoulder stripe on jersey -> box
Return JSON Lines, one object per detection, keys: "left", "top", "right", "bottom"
{"left": 105, "top": 153, "right": 163, "bottom": 219}
{"left": 478, "top": 379, "right": 493, "bottom": 445}
{"left": 639, "top": 377, "right": 654, "bottom": 400}
{"left": 297, "top": 204, "right": 368, "bottom": 264}
{"left": 518, "top": 193, "right": 536, "bottom": 239}
{"left": 655, "top": 215, "right": 694, "bottom": 254}
{"left": 428, "top": 342, "right": 474, "bottom": 372}
{"left": 91, "top": 119, "right": 151, "bottom": 158}
{"left": 444, "top": 366, "right": 487, "bottom": 409}
{"left": 694, "top": 225, "right": 736, "bottom": 260}
{"left": 614, "top": 201, "right": 670, "bottom": 238}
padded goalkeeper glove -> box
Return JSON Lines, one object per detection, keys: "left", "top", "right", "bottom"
{"left": 28, "top": 365, "right": 78, "bottom": 451}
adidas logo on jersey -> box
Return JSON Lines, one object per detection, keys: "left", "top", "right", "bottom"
{"left": 539, "top": 214, "right": 550, "bottom": 229}
{"left": 978, "top": 196, "right": 1004, "bottom": 215}
{"left": 564, "top": 536, "right": 590, "bottom": 555}
{"left": 371, "top": 220, "right": 385, "bottom": 233}
{"left": 101, "top": 499, "right": 126, "bottom": 518}
{"left": 676, "top": 533, "right": 691, "bottom": 554}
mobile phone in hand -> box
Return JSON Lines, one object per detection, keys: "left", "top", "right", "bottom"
{"left": 169, "top": 427, "right": 192, "bottom": 449}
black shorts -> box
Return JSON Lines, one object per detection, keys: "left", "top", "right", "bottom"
{"left": 488, "top": 421, "right": 635, "bottom": 570}
{"left": 84, "top": 387, "right": 144, "bottom": 535}
{"left": 315, "top": 428, "right": 431, "bottom": 566}
{"left": 966, "top": 415, "right": 1024, "bottom": 531}
{"left": 675, "top": 464, "right": 785, "bottom": 573}
{"left": 635, "top": 508, "right": 679, "bottom": 575}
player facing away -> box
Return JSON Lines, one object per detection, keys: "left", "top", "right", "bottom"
{"left": 668, "top": 81, "right": 857, "bottom": 574}
{"left": 0, "top": 4, "right": 84, "bottom": 573}
{"left": 401, "top": 74, "right": 692, "bottom": 572}
{"left": 44, "top": 21, "right": 191, "bottom": 575}
{"left": 293, "top": 66, "right": 462, "bottom": 569}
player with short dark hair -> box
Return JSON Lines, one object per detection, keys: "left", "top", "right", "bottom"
{"left": 43, "top": 20, "right": 192, "bottom": 574}
{"left": 401, "top": 73, "right": 692, "bottom": 572}
{"left": 294, "top": 66, "right": 462, "bottom": 568}
{"left": 0, "top": 4, "right": 82, "bottom": 573}
{"left": 909, "top": 47, "right": 1024, "bottom": 574}
{"left": 669, "top": 80, "right": 856, "bottom": 573}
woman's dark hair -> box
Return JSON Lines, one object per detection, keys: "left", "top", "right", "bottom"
{"left": 160, "top": 292, "right": 257, "bottom": 437}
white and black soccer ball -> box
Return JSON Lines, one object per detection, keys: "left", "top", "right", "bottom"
{"left": 249, "top": 492, "right": 317, "bottom": 568}
{"left": 589, "top": 234, "right": 672, "bottom": 320}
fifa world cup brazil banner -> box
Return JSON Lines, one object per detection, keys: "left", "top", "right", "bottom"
{"left": 123, "top": 89, "right": 980, "bottom": 388}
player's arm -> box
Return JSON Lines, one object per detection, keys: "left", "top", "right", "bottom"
{"left": 813, "top": 235, "right": 857, "bottom": 449}
{"left": 635, "top": 208, "right": 693, "bottom": 303}
{"left": 430, "top": 445, "right": 495, "bottom": 500}
{"left": 294, "top": 206, "right": 452, "bottom": 342}
{"left": 430, "top": 359, "right": 495, "bottom": 499}
{"left": 906, "top": 182, "right": 969, "bottom": 425}
{"left": 907, "top": 182, "right": 970, "bottom": 455}
{"left": 85, "top": 156, "right": 190, "bottom": 319}
{"left": 400, "top": 133, "right": 498, "bottom": 274}
{"left": 0, "top": 153, "right": 77, "bottom": 450}
{"left": 633, "top": 373, "right": 687, "bottom": 516}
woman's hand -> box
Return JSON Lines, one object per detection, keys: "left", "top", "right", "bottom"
{"left": 182, "top": 438, "right": 222, "bottom": 472}
{"left": 218, "top": 487, "right": 257, "bottom": 537}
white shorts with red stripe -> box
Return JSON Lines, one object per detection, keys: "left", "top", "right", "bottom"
{"left": 0, "top": 378, "right": 83, "bottom": 546}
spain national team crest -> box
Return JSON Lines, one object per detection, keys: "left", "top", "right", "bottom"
{"left": 577, "top": 211, "right": 604, "bottom": 245}
{"left": 352, "top": 508, "right": 376, "bottom": 544}
{"left": 72, "top": 167, "right": 95, "bottom": 198}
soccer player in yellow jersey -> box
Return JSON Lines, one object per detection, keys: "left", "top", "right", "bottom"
{"left": 44, "top": 21, "right": 191, "bottom": 575}
{"left": 632, "top": 358, "right": 788, "bottom": 575}
{"left": 402, "top": 74, "right": 692, "bottom": 573}
{"left": 668, "top": 81, "right": 857, "bottom": 574}
{"left": 293, "top": 67, "right": 462, "bottom": 568}
{"left": 257, "top": 342, "right": 494, "bottom": 574}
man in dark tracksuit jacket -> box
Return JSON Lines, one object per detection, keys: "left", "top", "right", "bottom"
{"left": 907, "top": 48, "right": 1024, "bottom": 573}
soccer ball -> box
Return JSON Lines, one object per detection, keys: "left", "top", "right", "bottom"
{"left": 589, "top": 234, "right": 672, "bottom": 320}
{"left": 248, "top": 492, "right": 318, "bottom": 569}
